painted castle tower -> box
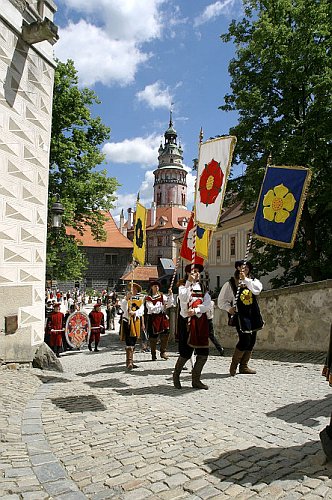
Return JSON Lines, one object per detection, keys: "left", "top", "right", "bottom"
{"left": 153, "top": 112, "right": 187, "bottom": 208}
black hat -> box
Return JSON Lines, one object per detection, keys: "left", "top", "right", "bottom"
{"left": 185, "top": 263, "right": 204, "bottom": 274}
{"left": 149, "top": 281, "right": 160, "bottom": 288}
{"left": 235, "top": 260, "right": 253, "bottom": 272}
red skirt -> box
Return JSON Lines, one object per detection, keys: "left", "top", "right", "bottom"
{"left": 187, "top": 314, "right": 209, "bottom": 348}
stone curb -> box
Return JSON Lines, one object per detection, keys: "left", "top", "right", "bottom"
{"left": 22, "top": 382, "right": 87, "bottom": 499}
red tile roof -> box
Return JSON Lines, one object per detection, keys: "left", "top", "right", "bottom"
{"left": 126, "top": 206, "right": 192, "bottom": 232}
{"left": 66, "top": 212, "right": 133, "bottom": 249}
{"left": 121, "top": 266, "right": 159, "bottom": 281}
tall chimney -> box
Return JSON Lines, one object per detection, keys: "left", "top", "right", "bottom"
{"left": 119, "top": 209, "right": 124, "bottom": 233}
{"left": 127, "top": 208, "right": 133, "bottom": 229}
{"left": 151, "top": 201, "right": 156, "bottom": 226}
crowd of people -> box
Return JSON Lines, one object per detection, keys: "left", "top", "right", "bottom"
{"left": 43, "top": 262, "right": 264, "bottom": 391}
{"left": 44, "top": 288, "right": 120, "bottom": 357}
{"left": 43, "top": 270, "right": 332, "bottom": 463}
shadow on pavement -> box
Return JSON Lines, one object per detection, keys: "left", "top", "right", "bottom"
{"left": 51, "top": 394, "right": 106, "bottom": 412}
{"left": 204, "top": 441, "right": 332, "bottom": 485}
{"left": 35, "top": 374, "right": 72, "bottom": 384}
{"left": 77, "top": 365, "right": 174, "bottom": 378}
{"left": 112, "top": 384, "right": 208, "bottom": 397}
{"left": 84, "top": 378, "right": 129, "bottom": 389}
{"left": 266, "top": 394, "right": 332, "bottom": 427}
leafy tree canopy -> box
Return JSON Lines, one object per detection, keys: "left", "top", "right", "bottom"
{"left": 47, "top": 59, "right": 119, "bottom": 280}
{"left": 221, "top": 0, "right": 332, "bottom": 286}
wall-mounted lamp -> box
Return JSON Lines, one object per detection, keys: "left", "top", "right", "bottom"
{"left": 51, "top": 196, "right": 64, "bottom": 229}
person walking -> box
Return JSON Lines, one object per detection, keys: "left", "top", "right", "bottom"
{"left": 46, "top": 303, "right": 64, "bottom": 357}
{"left": 120, "top": 283, "right": 144, "bottom": 369}
{"left": 88, "top": 303, "right": 105, "bottom": 352}
{"left": 218, "top": 260, "right": 263, "bottom": 376}
{"left": 173, "top": 263, "right": 212, "bottom": 390}
{"left": 145, "top": 281, "right": 174, "bottom": 361}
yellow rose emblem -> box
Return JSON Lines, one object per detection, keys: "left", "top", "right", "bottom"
{"left": 263, "top": 184, "right": 296, "bottom": 223}
{"left": 240, "top": 289, "right": 253, "bottom": 305}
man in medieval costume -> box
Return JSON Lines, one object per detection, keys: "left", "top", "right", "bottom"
{"left": 218, "top": 260, "right": 263, "bottom": 376}
{"left": 145, "top": 281, "right": 174, "bottom": 361}
{"left": 88, "top": 303, "right": 105, "bottom": 352}
{"left": 46, "top": 302, "right": 64, "bottom": 358}
{"left": 120, "top": 283, "right": 144, "bottom": 369}
{"left": 173, "top": 263, "right": 212, "bottom": 390}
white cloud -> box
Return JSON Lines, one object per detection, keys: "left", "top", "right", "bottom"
{"left": 111, "top": 170, "right": 154, "bottom": 222}
{"left": 139, "top": 170, "right": 155, "bottom": 200}
{"left": 183, "top": 166, "right": 196, "bottom": 209}
{"left": 136, "top": 81, "right": 173, "bottom": 110}
{"left": 61, "top": 0, "right": 165, "bottom": 42}
{"left": 56, "top": 0, "right": 166, "bottom": 86}
{"left": 194, "top": 0, "right": 237, "bottom": 27}
{"left": 55, "top": 21, "right": 149, "bottom": 87}
{"left": 102, "top": 134, "right": 161, "bottom": 166}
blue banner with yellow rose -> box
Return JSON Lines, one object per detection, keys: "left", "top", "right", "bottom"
{"left": 253, "top": 165, "right": 311, "bottom": 248}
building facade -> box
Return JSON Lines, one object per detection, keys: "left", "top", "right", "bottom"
{"left": 0, "top": 0, "right": 58, "bottom": 362}
{"left": 66, "top": 213, "right": 133, "bottom": 292}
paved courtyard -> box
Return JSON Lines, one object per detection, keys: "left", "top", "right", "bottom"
{"left": 1, "top": 313, "right": 332, "bottom": 499}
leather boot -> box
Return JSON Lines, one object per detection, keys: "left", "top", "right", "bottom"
{"left": 173, "top": 356, "right": 188, "bottom": 389}
{"left": 94, "top": 341, "right": 99, "bottom": 352}
{"left": 149, "top": 337, "right": 157, "bottom": 361}
{"left": 320, "top": 427, "right": 332, "bottom": 461}
{"left": 230, "top": 348, "right": 244, "bottom": 376}
{"left": 131, "top": 346, "right": 138, "bottom": 369}
{"left": 239, "top": 351, "right": 256, "bottom": 374}
{"left": 192, "top": 355, "right": 209, "bottom": 390}
{"left": 160, "top": 333, "right": 169, "bottom": 360}
{"left": 126, "top": 347, "right": 133, "bottom": 370}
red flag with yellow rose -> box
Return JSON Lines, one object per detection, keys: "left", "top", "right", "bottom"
{"left": 253, "top": 165, "right": 311, "bottom": 248}
{"left": 195, "top": 136, "right": 237, "bottom": 230}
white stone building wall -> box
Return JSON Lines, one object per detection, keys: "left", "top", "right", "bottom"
{"left": 0, "top": 0, "right": 57, "bottom": 362}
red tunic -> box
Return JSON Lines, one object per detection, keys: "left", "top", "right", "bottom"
{"left": 145, "top": 294, "right": 169, "bottom": 335}
{"left": 187, "top": 293, "right": 209, "bottom": 348}
{"left": 89, "top": 310, "right": 104, "bottom": 343}
{"left": 47, "top": 312, "right": 64, "bottom": 347}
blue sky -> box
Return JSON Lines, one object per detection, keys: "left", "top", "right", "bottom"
{"left": 54, "top": 0, "right": 244, "bottom": 221}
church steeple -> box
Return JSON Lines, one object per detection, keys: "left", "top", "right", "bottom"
{"left": 153, "top": 114, "right": 187, "bottom": 208}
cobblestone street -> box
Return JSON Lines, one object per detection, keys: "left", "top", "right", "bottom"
{"left": 1, "top": 317, "right": 332, "bottom": 499}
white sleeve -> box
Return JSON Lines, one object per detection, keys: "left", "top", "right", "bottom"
{"left": 178, "top": 282, "right": 191, "bottom": 304}
{"left": 243, "top": 277, "right": 263, "bottom": 295}
{"left": 217, "top": 282, "right": 234, "bottom": 312}
{"left": 164, "top": 293, "right": 175, "bottom": 308}
{"left": 134, "top": 303, "right": 145, "bottom": 318}
{"left": 120, "top": 298, "right": 128, "bottom": 313}
{"left": 120, "top": 299, "right": 129, "bottom": 320}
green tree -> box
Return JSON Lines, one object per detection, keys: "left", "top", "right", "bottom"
{"left": 47, "top": 60, "right": 119, "bottom": 281}
{"left": 221, "top": 0, "right": 332, "bottom": 286}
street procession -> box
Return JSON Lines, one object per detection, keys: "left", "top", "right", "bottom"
{"left": 1, "top": 1, "right": 332, "bottom": 499}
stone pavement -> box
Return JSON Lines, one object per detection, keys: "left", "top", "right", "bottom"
{"left": 1, "top": 315, "right": 332, "bottom": 499}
